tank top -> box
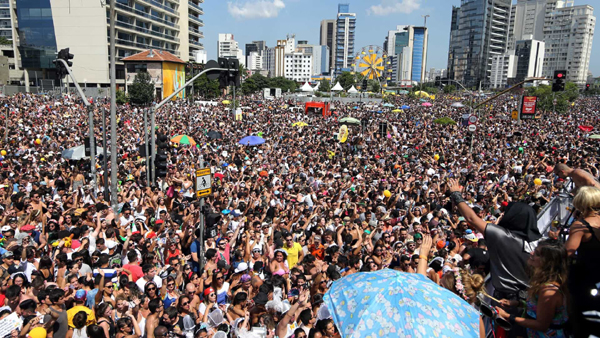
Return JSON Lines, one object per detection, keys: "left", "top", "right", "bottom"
{"left": 163, "top": 292, "right": 178, "bottom": 309}
{"left": 72, "top": 327, "right": 88, "bottom": 338}
{"left": 572, "top": 219, "right": 600, "bottom": 291}
{"left": 98, "top": 318, "right": 116, "bottom": 338}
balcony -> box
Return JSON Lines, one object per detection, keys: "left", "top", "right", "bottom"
{"left": 188, "top": 1, "right": 203, "bottom": 14}
{"left": 113, "top": 2, "right": 179, "bottom": 29}
{"left": 112, "top": 20, "right": 180, "bottom": 42}
{"left": 188, "top": 14, "right": 203, "bottom": 25}
{"left": 189, "top": 39, "right": 203, "bottom": 47}
{"left": 0, "top": 0, "right": 8, "bottom": 7}
{"left": 111, "top": 37, "right": 180, "bottom": 56}
{"left": 189, "top": 27, "right": 203, "bottom": 38}
{"left": 138, "top": 0, "right": 178, "bottom": 15}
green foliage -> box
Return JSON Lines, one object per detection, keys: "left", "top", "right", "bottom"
{"left": 337, "top": 72, "right": 355, "bottom": 90}
{"left": 194, "top": 74, "right": 220, "bottom": 99}
{"left": 433, "top": 117, "right": 457, "bottom": 125}
{"left": 314, "top": 91, "right": 323, "bottom": 97}
{"left": 443, "top": 85, "right": 456, "bottom": 94}
{"left": 526, "top": 82, "right": 579, "bottom": 113}
{"left": 318, "top": 81, "right": 331, "bottom": 92}
{"left": 116, "top": 90, "right": 129, "bottom": 104}
{"left": 128, "top": 72, "right": 155, "bottom": 106}
{"left": 238, "top": 73, "right": 297, "bottom": 94}
{"left": 368, "top": 80, "right": 380, "bottom": 93}
{"left": 0, "top": 37, "right": 11, "bottom": 45}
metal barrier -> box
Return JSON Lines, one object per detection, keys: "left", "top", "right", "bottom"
{"left": 536, "top": 180, "right": 574, "bottom": 235}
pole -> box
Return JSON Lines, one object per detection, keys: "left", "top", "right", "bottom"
{"left": 198, "top": 156, "right": 205, "bottom": 274}
{"left": 87, "top": 105, "right": 96, "bottom": 192}
{"left": 144, "top": 108, "right": 150, "bottom": 186}
{"left": 102, "top": 107, "right": 109, "bottom": 201}
{"left": 109, "top": 0, "right": 118, "bottom": 212}
{"left": 151, "top": 107, "right": 156, "bottom": 185}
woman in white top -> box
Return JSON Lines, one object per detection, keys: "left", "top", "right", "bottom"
{"left": 67, "top": 311, "right": 89, "bottom": 338}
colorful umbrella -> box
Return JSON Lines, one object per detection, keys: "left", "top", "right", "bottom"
{"left": 324, "top": 269, "right": 480, "bottom": 338}
{"left": 589, "top": 135, "right": 600, "bottom": 139}
{"left": 222, "top": 100, "right": 231, "bottom": 105}
{"left": 421, "top": 102, "right": 433, "bottom": 107}
{"left": 170, "top": 135, "right": 196, "bottom": 147}
{"left": 401, "top": 105, "right": 410, "bottom": 109}
{"left": 392, "top": 109, "right": 403, "bottom": 113}
{"left": 579, "top": 125, "right": 594, "bottom": 132}
{"left": 451, "top": 102, "right": 465, "bottom": 108}
{"left": 292, "top": 122, "right": 308, "bottom": 127}
{"left": 238, "top": 136, "right": 265, "bottom": 146}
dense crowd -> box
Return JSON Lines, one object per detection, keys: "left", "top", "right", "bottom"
{"left": 0, "top": 90, "right": 599, "bottom": 338}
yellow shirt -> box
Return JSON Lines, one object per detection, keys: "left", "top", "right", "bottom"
{"left": 67, "top": 305, "right": 96, "bottom": 328}
{"left": 284, "top": 242, "right": 303, "bottom": 268}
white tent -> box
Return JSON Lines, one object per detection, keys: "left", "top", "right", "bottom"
{"left": 312, "top": 82, "right": 320, "bottom": 91}
{"left": 348, "top": 86, "right": 358, "bottom": 94}
{"left": 300, "top": 82, "right": 314, "bottom": 92}
{"left": 331, "top": 82, "right": 344, "bottom": 92}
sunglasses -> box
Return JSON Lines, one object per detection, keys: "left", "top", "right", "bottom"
{"left": 147, "top": 287, "right": 156, "bottom": 291}
{"left": 181, "top": 302, "right": 189, "bottom": 306}
{"left": 216, "top": 276, "right": 224, "bottom": 280}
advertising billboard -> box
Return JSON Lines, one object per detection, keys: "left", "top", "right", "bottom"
{"left": 520, "top": 96, "right": 537, "bottom": 120}
{"left": 162, "top": 62, "right": 186, "bottom": 100}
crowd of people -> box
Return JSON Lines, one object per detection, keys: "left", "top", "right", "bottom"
{"left": 0, "top": 89, "right": 599, "bottom": 338}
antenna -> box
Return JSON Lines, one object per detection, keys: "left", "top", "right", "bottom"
{"left": 148, "top": 49, "right": 154, "bottom": 57}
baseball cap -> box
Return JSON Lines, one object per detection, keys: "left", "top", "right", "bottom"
{"left": 20, "top": 224, "right": 35, "bottom": 232}
{"left": 241, "top": 274, "right": 251, "bottom": 283}
{"left": 0, "top": 226, "right": 11, "bottom": 232}
{"left": 106, "top": 240, "right": 118, "bottom": 249}
{"left": 2, "top": 251, "right": 13, "bottom": 259}
{"left": 203, "top": 287, "right": 215, "bottom": 297}
{"left": 413, "top": 233, "right": 423, "bottom": 241}
{"left": 436, "top": 240, "right": 447, "bottom": 250}
{"left": 464, "top": 233, "right": 478, "bottom": 242}
{"left": 74, "top": 289, "right": 87, "bottom": 301}
{"left": 155, "top": 219, "right": 164, "bottom": 225}
{"left": 234, "top": 262, "right": 248, "bottom": 274}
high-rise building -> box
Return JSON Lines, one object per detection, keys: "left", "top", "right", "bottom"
{"left": 319, "top": 19, "right": 336, "bottom": 74}
{"left": 490, "top": 54, "right": 518, "bottom": 88}
{"left": 334, "top": 4, "right": 356, "bottom": 76}
{"left": 447, "top": 0, "right": 512, "bottom": 89}
{"left": 246, "top": 51, "right": 263, "bottom": 71}
{"left": 384, "top": 25, "right": 428, "bottom": 85}
{"left": 9, "top": 0, "right": 204, "bottom": 87}
{"left": 268, "top": 36, "right": 295, "bottom": 78}
{"left": 218, "top": 34, "right": 244, "bottom": 65}
{"left": 284, "top": 51, "right": 312, "bottom": 83}
{"left": 246, "top": 43, "right": 259, "bottom": 57}
{"left": 514, "top": 39, "right": 545, "bottom": 82}
{"left": 542, "top": 3, "right": 595, "bottom": 86}
{"left": 297, "top": 43, "right": 329, "bottom": 75}
{"left": 245, "top": 40, "right": 267, "bottom": 57}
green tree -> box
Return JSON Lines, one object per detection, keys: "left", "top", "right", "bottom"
{"left": 241, "top": 76, "right": 258, "bottom": 94}
{"left": 337, "top": 72, "right": 355, "bottom": 90}
{"left": 269, "top": 77, "right": 297, "bottom": 92}
{"left": 318, "top": 81, "right": 331, "bottom": 92}
{"left": 443, "top": 85, "right": 456, "bottom": 94}
{"left": 368, "top": 80, "right": 380, "bottom": 93}
{"left": 116, "top": 90, "right": 129, "bottom": 104}
{"left": 527, "top": 82, "right": 579, "bottom": 113}
{"left": 128, "top": 72, "right": 155, "bottom": 105}
{"left": 0, "top": 37, "right": 10, "bottom": 45}
{"left": 194, "top": 74, "right": 220, "bottom": 99}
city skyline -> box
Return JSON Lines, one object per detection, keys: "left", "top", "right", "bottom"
{"left": 203, "top": 0, "right": 599, "bottom": 78}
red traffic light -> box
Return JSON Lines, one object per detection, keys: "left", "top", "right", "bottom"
{"left": 557, "top": 73, "right": 563, "bottom": 78}
{"left": 586, "top": 84, "right": 591, "bottom": 88}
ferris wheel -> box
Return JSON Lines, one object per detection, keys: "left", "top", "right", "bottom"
{"left": 352, "top": 45, "right": 391, "bottom": 90}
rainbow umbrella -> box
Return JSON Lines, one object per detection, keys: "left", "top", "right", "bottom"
{"left": 170, "top": 135, "right": 196, "bottom": 147}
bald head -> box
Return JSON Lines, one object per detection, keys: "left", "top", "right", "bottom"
{"left": 185, "top": 283, "right": 196, "bottom": 293}
{"left": 554, "top": 163, "right": 571, "bottom": 178}
{"left": 154, "top": 326, "right": 168, "bottom": 337}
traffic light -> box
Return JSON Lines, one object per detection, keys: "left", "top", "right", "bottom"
{"left": 552, "top": 70, "right": 566, "bottom": 92}
{"left": 227, "top": 58, "right": 241, "bottom": 87}
{"left": 586, "top": 83, "right": 591, "bottom": 91}
{"left": 218, "top": 57, "right": 229, "bottom": 88}
{"left": 362, "top": 79, "right": 368, "bottom": 91}
{"left": 154, "top": 134, "right": 168, "bottom": 178}
{"left": 84, "top": 136, "right": 94, "bottom": 157}
{"left": 53, "top": 48, "right": 74, "bottom": 80}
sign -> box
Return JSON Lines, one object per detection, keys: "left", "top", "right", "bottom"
{"left": 468, "top": 125, "right": 477, "bottom": 132}
{"left": 0, "top": 313, "right": 22, "bottom": 338}
{"left": 196, "top": 168, "right": 212, "bottom": 198}
{"left": 461, "top": 113, "right": 470, "bottom": 127}
{"left": 520, "top": 96, "right": 537, "bottom": 120}
{"left": 511, "top": 110, "right": 519, "bottom": 120}
{"left": 468, "top": 115, "right": 478, "bottom": 124}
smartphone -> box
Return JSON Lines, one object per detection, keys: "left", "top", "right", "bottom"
{"left": 288, "top": 288, "right": 300, "bottom": 297}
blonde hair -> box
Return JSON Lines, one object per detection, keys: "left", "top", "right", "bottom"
{"left": 573, "top": 186, "right": 600, "bottom": 215}
{"left": 460, "top": 271, "right": 485, "bottom": 304}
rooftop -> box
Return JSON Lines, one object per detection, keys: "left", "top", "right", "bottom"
{"left": 121, "top": 49, "right": 185, "bottom": 64}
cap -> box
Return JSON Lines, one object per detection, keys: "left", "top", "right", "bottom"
{"left": 234, "top": 262, "right": 248, "bottom": 274}
{"left": 74, "top": 289, "right": 87, "bottom": 301}
{"left": 106, "top": 240, "right": 118, "bottom": 249}
{"left": 464, "top": 233, "right": 478, "bottom": 242}
{"left": 27, "top": 327, "right": 47, "bottom": 338}
{"left": 436, "top": 240, "right": 446, "bottom": 250}
{"left": 0, "top": 225, "right": 11, "bottom": 232}
{"left": 203, "top": 287, "right": 215, "bottom": 297}
{"left": 155, "top": 219, "right": 164, "bottom": 225}
{"left": 2, "top": 251, "right": 13, "bottom": 259}
{"left": 413, "top": 233, "right": 423, "bottom": 240}
{"left": 241, "top": 274, "right": 251, "bottom": 283}
{"left": 20, "top": 224, "right": 35, "bottom": 232}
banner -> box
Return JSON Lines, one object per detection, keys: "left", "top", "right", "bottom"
{"left": 520, "top": 96, "right": 537, "bottom": 120}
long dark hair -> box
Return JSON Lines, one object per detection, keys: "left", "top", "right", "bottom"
{"left": 528, "top": 239, "right": 569, "bottom": 299}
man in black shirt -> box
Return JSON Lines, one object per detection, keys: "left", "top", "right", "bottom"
{"left": 463, "top": 239, "right": 490, "bottom": 276}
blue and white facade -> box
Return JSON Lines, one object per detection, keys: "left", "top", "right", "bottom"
{"left": 384, "top": 25, "right": 428, "bottom": 86}
{"left": 334, "top": 3, "right": 355, "bottom": 77}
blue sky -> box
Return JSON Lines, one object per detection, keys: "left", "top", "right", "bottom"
{"left": 201, "top": 0, "right": 599, "bottom": 77}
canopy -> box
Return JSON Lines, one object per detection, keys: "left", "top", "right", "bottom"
{"left": 422, "top": 102, "right": 433, "bottom": 107}
{"left": 339, "top": 117, "right": 361, "bottom": 125}
{"left": 61, "top": 145, "right": 110, "bottom": 161}
{"left": 324, "top": 270, "right": 480, "bottom": 338}
{"left": 207, "top": 131, "right": 223, "bottom": 140}
{"left": 589, "top": 135, "right": 600, "bottom": 139}
{"left": 331, "top": 82, "right": 343, "bottom": 92}
{"left": 222, "top": 100, "right": 230, "bottom": 104}
{"left": 312, "top": 82, "right": 320, "bottom": 91}
{"left": 401, "top": 105, "right": 410, "bottom": 109}
{"left": 348, "top": 85, "right": 358, "bottom": 94}
{"left": 300, "top": 82, "right": 314, "bottom": 92}
{"left": 238, "top": 136, "right": 265, "bottom": 146}
{"left": 392, "top": 109, "right": 402, "bottom": 113}
{"left": 382, "top": 103, "right": 394, "bottom": 107}
{"left": 292, "top": 122, "right": 308, "bottom": 127}
{"left": 398, "top": 90, "right": 409, "bottom": 94}
{"left": 451, "top": 102, "right": 465, "bottom": 108}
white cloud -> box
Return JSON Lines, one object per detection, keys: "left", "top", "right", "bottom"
{"left": 368, "top": 0, "right": 421, "bottom": 15}
{"left": 227, "top": 0, "right": 285, "bottom": 19}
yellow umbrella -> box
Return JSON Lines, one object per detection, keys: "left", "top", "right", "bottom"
{"left": 222, "top": 100, "right": 231, "bottom": 105}
{"left": 414, "top": 91, "right": 430, "bottom": 98}
{"left": 292, "top": 122, "right": 308, "bottom": 127}
{"left": 392, "top": 109, "right": 402, "bottom": 113}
